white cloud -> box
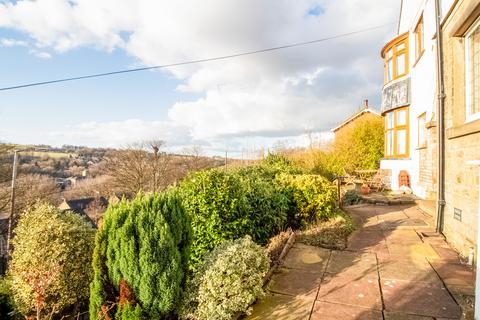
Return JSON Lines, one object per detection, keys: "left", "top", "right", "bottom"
{"left": 29, "top": 49, "right": 52, "bottom": 59}
{"left": 0, "top": 0, "right": 400, "bottom": 151}
{"left": 49, "top": 119, "right": 194, "bottom": 148}
{"left": 0, "top": 38, "right": 27, "bottom": 47}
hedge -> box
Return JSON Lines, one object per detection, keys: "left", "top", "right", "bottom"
{"left": 179, "top": 167, "right": 289, "bottom": 271}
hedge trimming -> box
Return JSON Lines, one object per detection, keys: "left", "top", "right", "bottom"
{"left": 89, "top": 190, "right": 191, "bottom": 319}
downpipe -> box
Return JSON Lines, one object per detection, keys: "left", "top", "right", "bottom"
{"left": 434, "top": 0, "right": 446, "bottom": 234}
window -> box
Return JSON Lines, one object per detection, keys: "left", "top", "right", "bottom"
{"left": 385, "top": 107, "right": 410, "bottom": 158}
{"left": 418, "top": 113, "right": 426, "bottom": 147}
{"left": 466, "top": 17, "right": 480, "bottom": 122}
{"left": 414, "top": 16, "right": 424, "bottom": 62}
{"left": 383, "top": 33, "right": 409, "bottom": 84}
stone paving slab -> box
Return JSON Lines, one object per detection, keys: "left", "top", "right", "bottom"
{"left": 269, "top": 267, "right": 322, "bottom": 297}
{"left": 327, "top": 251, "right": 377, "bottom": 275}
{"left": 246, "top": 293, "right": 313, "bottom": 320}
{"left": 378, "top": 258, "right": 441, "bottom": 283}
{"left": 283, "top": 245, "right": 330, "bottom": 272}
{"left": 317, "top": 273, "right": 382, "bottom": 310}
{"left": 429, "top": 261, "right": 476, "bottom": 287}
{"left": 310, "top": 301, "right": 383, "bottom": 320}
{"left": 382, "top": 279, "right": 462, "bottom": 319}
{"left": 383, "top": 311, "right": 434, "bottom": 320}
{"left": 387, "top": 243, "right": 439, "bottom": 261}
{"left": 249, "top": 204, "right": 470, "bottom": 319}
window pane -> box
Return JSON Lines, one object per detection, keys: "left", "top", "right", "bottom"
{"left": 387, "top": 112, "right": 394, "bottom": 129}
{"left": 396, "top": 109, "right": 407, "bottom": 126}
{"left": 386, "top": 49, "right": 393, "bottom": 58}
{"left": 396, "top": 42, "right": 405, "bottom": 51}
{"left": 387, "top": 58, "right": 393, "bottom": 81}
{"left": 386, "top": 131, "right": 394, "bottom": 156}
{"left": 396, "top": 53, "right": 406, "bottom": 75}
{"left": 397, "top": 129, "right": 407, "bottom": 155}
{"left": 471, "top": 25, "right": 480, "bottom": 115}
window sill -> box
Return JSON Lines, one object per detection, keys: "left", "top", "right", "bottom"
{"left": 382, "top": 157, "right": 411, "bottom": 160}
{"left": 447, "top": 118, "right": 480, "bottom": 139}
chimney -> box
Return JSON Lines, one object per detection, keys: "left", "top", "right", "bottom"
{"left": 363, "top": 99, "right": 369, "bottom": 109}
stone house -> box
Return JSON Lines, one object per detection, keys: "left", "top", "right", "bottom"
{"left": 441, "top": 0, "right": 480, "bottom": 260}
{"left": 380, "top": 0, "right": 480, "bottom": 260}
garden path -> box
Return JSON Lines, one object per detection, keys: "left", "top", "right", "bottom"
{"left": 246, "top": 204, "right": 475, "bottom": 320}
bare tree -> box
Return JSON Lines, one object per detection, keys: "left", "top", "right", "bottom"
{"left": 181, "top": 145, "right": 215, "bottom": 173}
{"left": 104, "top": 140, "right": 173, "bottom": 194}
{"left": 0, "top": 144, "right": 14, "bottom": 213}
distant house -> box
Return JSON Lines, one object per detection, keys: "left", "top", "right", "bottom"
{"left": 331, "top": 99, "right": 382, "bottom": 139}
{"left": 58, "top": 197, "right": 108, "bottom": 226}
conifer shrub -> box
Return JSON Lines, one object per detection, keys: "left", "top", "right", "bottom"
{"left": 276, "top": 173, "right": 337, "bottom": 226}
{"left": 0, "top": 277, "right": 15, "bottom": 319}
{"left": 180, "top": 236, "right": 269, "bottom": 320}
{"left": 179, "top": 168, "right": 288, "bottom": 271}
{"left": 9, "top": 203, "right": 95, "bottom": 318}
{"left": 89, "top": 190, "right": 191, "bottom": 319}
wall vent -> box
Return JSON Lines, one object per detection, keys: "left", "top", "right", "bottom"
{"left": 454, "top": 208, "right": 462, "bottom": 222}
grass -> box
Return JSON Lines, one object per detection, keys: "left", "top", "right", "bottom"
{"left": 296, "top": 210, "right": 354, "bottom": 250}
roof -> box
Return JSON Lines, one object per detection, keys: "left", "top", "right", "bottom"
{"left": 331, "top": 108, "right": 381, "bottom": 133}
{"left": 59, "top": 197, "right": 108, "bottom": 225}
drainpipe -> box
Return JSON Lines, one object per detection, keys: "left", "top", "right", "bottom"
{"left": 434, "top": 0, "right": 446, "bottom": 233}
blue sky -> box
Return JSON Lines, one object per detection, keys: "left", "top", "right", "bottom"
{"left": 0, "top": 0, "right": 399, "bottom": 156}
{"left": 0, "top": 28, "right": 199, "bottom": 145}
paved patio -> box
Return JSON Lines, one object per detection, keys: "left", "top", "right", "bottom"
{"left": 246, "top": 204, "right": 475, "bottom": 320}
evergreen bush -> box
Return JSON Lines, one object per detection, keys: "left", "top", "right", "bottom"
{"left": 180, "top": 167, "right": 288, "bottom": 271}
{"left": 276, "top": 173, "right": 337, "bottom": 226}
{"left": 0, "top": 277, "right": 15, "bottom": 319}
{"left": 9, "top": 203, "right": 95, "bottom": 318}
{"left": 180, "top": 236, "right": 269, "bottom": 320}
{"left": 89, "top": 190, "right": 191, "bottom": 319}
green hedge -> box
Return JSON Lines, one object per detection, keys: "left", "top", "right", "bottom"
{"left": 179, "top": 167, "right": 289, "bottom": 271}
{"left": 89, "top": 190, "right": 191, "bottom": 319}
{"left": 276, "top": 173, "right": 337, "bottom": 226}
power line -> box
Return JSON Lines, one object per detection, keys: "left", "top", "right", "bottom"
{"left": 0, "top": 22, "right": 395, "bottom": 92}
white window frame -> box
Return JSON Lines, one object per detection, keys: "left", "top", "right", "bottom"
{"left": 465, "top": 17, "right": 480, "bottom": 123}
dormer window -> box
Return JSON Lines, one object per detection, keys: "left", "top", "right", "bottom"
{"left": 382, "top": 33, "right": 409, "bottom": 84}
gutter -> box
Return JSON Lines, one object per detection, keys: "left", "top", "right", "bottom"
{"left": 434, "top": 0, "right": 446, "bottom": 233}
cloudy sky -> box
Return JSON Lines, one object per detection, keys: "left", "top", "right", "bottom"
{"left": 0, "top": 0, "right": 400, "bottom": 156}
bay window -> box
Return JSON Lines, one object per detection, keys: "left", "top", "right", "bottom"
{"left": 385, "top": 107, "right": 409, "bottom": 158}
{"left": 383, "top": 33, "right": 409, "bottom": 84}
{"left": 466, "top": 17, "right": 480, "bottom": 122}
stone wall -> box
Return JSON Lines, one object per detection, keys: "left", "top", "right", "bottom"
{"left": 441, "top": 0, "right": 480, "bottom": 257}
{"left": 418, "top": 123, "right": 438, "bottom": 200}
